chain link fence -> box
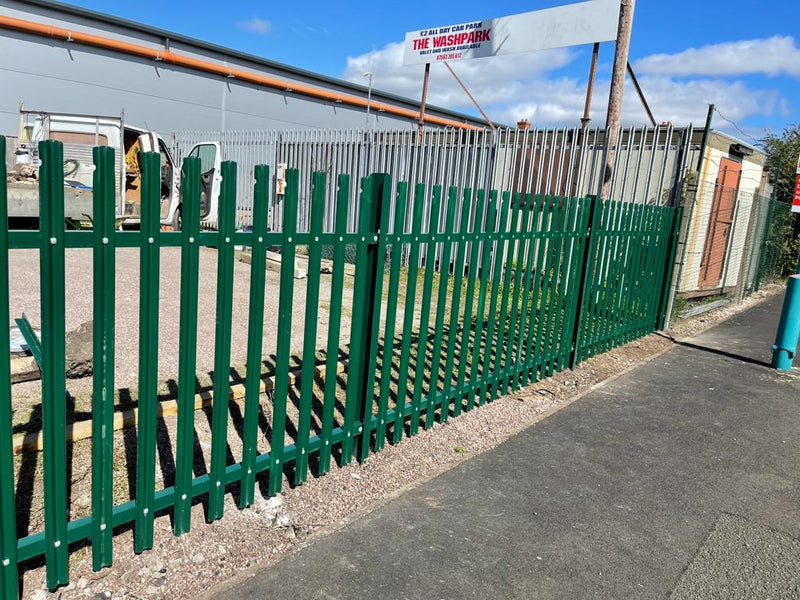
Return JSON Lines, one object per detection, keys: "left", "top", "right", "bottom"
{"left": 669, "top": 183, "right": 797, "bottom": 323}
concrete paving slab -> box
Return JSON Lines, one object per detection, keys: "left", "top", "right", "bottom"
{"left": 672, "top": 513, "right": 800, "bottom": 599}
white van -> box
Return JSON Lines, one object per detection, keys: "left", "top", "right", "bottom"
{"left": 7, "top": 107, "right": 221, "bottom": 229}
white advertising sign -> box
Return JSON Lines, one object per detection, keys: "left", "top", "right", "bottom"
{"left": 403, "top": 0, "right": 620, "bottom": 66}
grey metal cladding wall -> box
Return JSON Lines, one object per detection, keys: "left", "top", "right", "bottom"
{"left": 0, "top": 1, "right": 469, "bottom": 135}
{"left": 0, "top": 34, "right": 404, "bottom": 134}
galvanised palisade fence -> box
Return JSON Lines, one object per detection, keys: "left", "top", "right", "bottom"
{"left": 173, "top": 125, "right": 696, "bottom": 233}
{"left": 0, "top": 137, "right": 681, "bottom": 596}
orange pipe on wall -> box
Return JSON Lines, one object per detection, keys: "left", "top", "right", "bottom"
{"left": 0, "top": 14, "right": 478, "bottom": 131}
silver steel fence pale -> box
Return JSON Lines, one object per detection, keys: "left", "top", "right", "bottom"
{"left": 173, "top": 126, "right": 698, "bottom": 269}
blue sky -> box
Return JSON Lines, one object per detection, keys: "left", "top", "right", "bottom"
{"left": 68, "top": 0, "right": 799, "bottom": 138}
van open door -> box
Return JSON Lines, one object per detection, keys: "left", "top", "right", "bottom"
{"left": 138, "top": 131, "right": 159, "bottom": 153}
{"left": 185, "top": 142, "right": 221, "bottom": 226}
{"left": 136, "top": 131, "right": 181, "bottom": 226}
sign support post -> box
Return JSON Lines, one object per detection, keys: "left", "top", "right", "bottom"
{"left": 418, "top": 63, "right": 430, "bottom": 142}
{"left": 581, "top": 42, "right": 600, "bottom": 131}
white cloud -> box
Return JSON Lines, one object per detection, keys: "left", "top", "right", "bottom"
{"left": 237, "top": 17, "right": 272, "bottom": 36}
{"left": 343, "top": 41, "right": 575, "bottom": 111}
{"left": 343, "top": 41, "right": 786, "bottom": 131}
{"left": 499, "top": 76, "right": 781, "bottom": 128}
{"left": 634, "top": 36, "right": 800, "bottom": 78}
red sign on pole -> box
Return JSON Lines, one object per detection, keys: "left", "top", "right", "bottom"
{"left": 795, "top": 152, "right": 800, "bottom": 213}
{"left": 793, "top": 174, "right": 800, "bottom": 213}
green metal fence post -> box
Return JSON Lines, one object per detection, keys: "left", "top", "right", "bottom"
{"left": 393, "top": 183, "right": 424, "bottom": 443}
{"left": 319, "top": 174, "right": 350, "bottom": 472}
{"left": 638, "top": 204, "right": 658, "bottom": 336}
{"left": 426, "top": 187, "right": 458, "bottom": 424}
{"left": 615, "top": 203, "right": 643, "bottom": 346}
{"left": 91, "top": 146, "right": 116, "bottom": 570}
{"left": 208, "top": 161, "right": 237, "bottom": 521}
{"left": 39, "top": 140, "right": 69, "bottom": 589}
{"left": 580, "top": 198, "right": 607, "bottom": 363}
{"left": 628, "top": 205, "right": 651, "bottom": 339}
{"left": 650, "top": 206, "right": 671, "bottom": 332}
{"left": 501, "top": 193, "right": 528, "bottom": 393}
{"left": 357, "top": 173, "right": 391, "bottom": 462}
{"left": 376, "top": 182, "right": 407, "bottom": 445}
{"left": 591, "top": 200, "right": 619, "bottom": 358}
{"left": 134, "top": 152, "right": 162, "bottom": 552}
{"left": 239, "top": 165, "right": 270, "bottom": 507}
{"left": 296, "top": 172, "right": 326, "bottom": 482}
{"left": 523, "top": 195, "right": 550, "bottom": 382}
{"left": 441, "top": 190, "right": 472, "bottom": 415}
{"left": 627, "top": 204, "right": 652, "bottom": 340}
{"left": 0, "top": 136, "right": 19, "bottom": 599}
{"left": 547, "top": 195, "right": 570, "bottom": 373}
{"left": 596, "top": 199, "right": 620, "bottom": 353}
{"left": 551, "top": 197, "right": 580, "bottom": 372}
{"left": 491, "top": 192, "right": 519, "bottom": 400}
{"left": 342, "top": 177, "right": 373, "bottom": 461}
{"left": 510, "top": 192, "right": 534, "bottom": 386}
{"left": 557, "top": 196, "right": 592, "bottom": 371}
{"left": 468, "top": 191, "right": 497, "bottom": 408}
{"left": 409, "top": 186, "right": 441, "bottom": 434}
{"left": 569, "top": 196, "right": 601, "bottom": 369}
{"left": 454, "top": 190, "right": 485, "bottom": 415}
{"left": 513, "top": 194, "right": 539, "bottom": 390}
{"left": 657, "top": 206, "right": 683, "bottom": 330}
{"left": 174, "top": 156, "right": 201, "bottom": 536}
{"left": 268, "top": 169, "right": 299, "bottom": 494}
{"left": 481, "top": 193, "right": 510, "bottom": 403}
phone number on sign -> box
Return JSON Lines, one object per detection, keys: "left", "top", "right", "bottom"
{"left": 436, "top": 52, "right": 463, "bottom": 61}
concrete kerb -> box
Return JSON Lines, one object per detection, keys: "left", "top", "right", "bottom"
{"left": 235, "top": 249, "right": 309, "bottom": 279}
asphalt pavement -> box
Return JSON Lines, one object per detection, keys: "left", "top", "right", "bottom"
{"left": 210, "top": 292, "right": 800, "bottom": 599}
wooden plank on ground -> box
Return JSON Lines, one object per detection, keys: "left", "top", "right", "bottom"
{"left": 11, "top": 360, "right": 347, "bottom": 454}
{"left": 10, "top": 355, "right": 39, "bottom": 384}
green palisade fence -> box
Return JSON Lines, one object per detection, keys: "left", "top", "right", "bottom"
{"left": 0, "top": 138, "right": 683, "bottom": 595}
{"left": 0, "top": 137, "right": 18, "bottom": 599}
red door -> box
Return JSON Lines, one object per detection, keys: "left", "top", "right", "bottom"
{"left": 698, "top": 158, "right": 741, "bottom": 288}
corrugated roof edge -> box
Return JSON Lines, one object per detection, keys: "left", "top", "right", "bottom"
{"left": 13, "top": 0, "right": 493, "bottom": 127}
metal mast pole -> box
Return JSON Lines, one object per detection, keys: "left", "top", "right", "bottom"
{"left": 581, "top": 43, "right": 600, "bottom": 131}
{"left": 418, "top": 63, "right": 431, "bottom": 142}
{"left": 603, "top": 0, "right": 635, "bottom": 198}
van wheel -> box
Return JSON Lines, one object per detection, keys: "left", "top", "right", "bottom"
{"left": 171, "top": 206, "right": 182, "bottom": 231}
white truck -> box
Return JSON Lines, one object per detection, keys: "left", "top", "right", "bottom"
{"left": 6, "top": 108, "right": 222, "bottom": 229}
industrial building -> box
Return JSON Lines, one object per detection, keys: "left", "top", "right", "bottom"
{"left": 0, "top": 0, "right": 486, "bottom": 136}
